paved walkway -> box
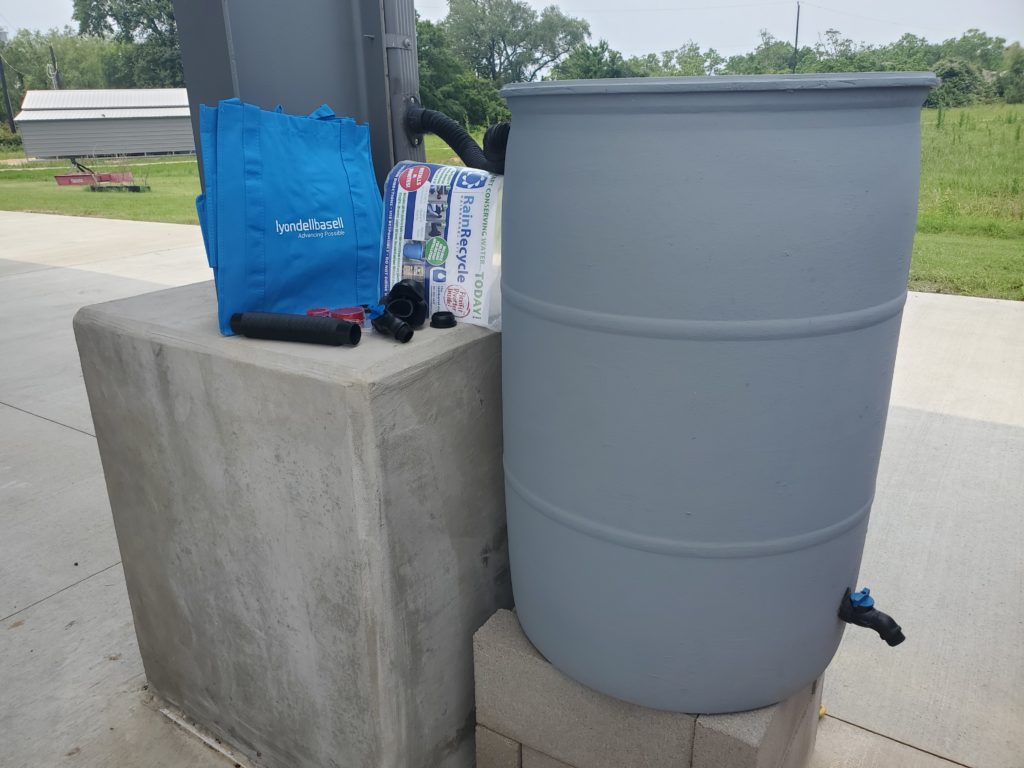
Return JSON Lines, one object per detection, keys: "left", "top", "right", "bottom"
{"left": 1, "top": 211, "right": 1021, "bottom": 767}
{"left": 0, "top": 212, "right": 222, "bottom": 768}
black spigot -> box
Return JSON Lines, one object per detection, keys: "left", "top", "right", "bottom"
{"left": 839, "top": 587, "right": 905, "bottom": 647}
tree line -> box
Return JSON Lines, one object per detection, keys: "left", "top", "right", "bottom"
{"left": 424, "top": 0, "right": 1023, "bottom": 123}
{"left": 2, "top": 0, "right": 1022, "bottom": 139}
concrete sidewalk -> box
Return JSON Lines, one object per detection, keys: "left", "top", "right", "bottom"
{"left": 0, "top": 212, "right": 222, "bottom": 768}
{"left": 1, "top": 211, "right": 1021, "bottom": 767}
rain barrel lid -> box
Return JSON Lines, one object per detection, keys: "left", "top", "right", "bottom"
{"left": 501, "top": 72, "right": 939, "bottom": 98}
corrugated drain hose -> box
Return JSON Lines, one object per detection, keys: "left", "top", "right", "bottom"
{"left": 406, "top": 106, "right": 508, "bottom": 175}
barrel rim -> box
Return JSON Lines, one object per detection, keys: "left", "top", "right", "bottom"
{"left": 501, "top": 72, "right": 939, "bottom": 98}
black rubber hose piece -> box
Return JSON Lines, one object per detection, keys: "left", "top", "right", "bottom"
{"left": 406, "top": 106, "right": 508, "bottom": 175}
{"left": 838, "top": 588, "right": 906, "bottom": 647}
{"left": 230, "top": 312, "right": 361, "bottom": 346}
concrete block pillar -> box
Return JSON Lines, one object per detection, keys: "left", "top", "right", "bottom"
{"left": 475, "top": 610, "right": 821, "bottom": 768}
{"left": 74, "top": 282, "right": 512, "bottom": 768}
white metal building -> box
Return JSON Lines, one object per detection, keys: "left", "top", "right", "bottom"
{"left": 14, "top": 89, "right": 195, "bottom": 159}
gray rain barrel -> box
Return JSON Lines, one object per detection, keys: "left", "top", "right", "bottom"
{"left": 499, "top": 73, "right": 937, "bottom": 713}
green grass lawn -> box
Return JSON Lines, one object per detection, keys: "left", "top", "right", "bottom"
{"left": 0, "top": 135, "right": 460, "bottom": 226}
{"left": 911, "top": 103, "right": 1023, "bottom": 300}
{"left": 0, "top": 115, "right": 1019, "bottom": 298}
{"left": 0, "top": 156, "right": 201, "bottom": 224}
{"left": 912, "top": 232, "right": 1023, "bottom": 299}
{"left": 424, "top": 132, "right": 482, "bottom": 164}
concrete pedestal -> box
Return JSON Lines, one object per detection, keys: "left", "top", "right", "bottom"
{"left": 475, "top": 610, "right": 821, "bottom": 768}
{"left": 74, "top": 282, "right": 512, "bottom": 768}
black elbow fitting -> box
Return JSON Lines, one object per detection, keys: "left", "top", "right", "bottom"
{"left": 383, "top": 279, "right": 429, "bottom": 328}
{"left": 371, "top": 279, "right": 428, "bottom": 343}
{"left": 372, "top": 310, "right": 414, "bottom": 343}
{"left": 839, "top": 588, "right": 905, "bottom": 647}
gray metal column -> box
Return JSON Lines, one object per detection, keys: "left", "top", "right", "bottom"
{"left": 171, "top": 0, "right": 424, "bottom": 190}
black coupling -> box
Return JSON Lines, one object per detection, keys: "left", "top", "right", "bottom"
{"left": 383, "top": 279, "right": 429, "bottom": 328}
{"left": 372, "top": 310, "right": 414, "bottom": 343}
{"left": 430, "top": 311, "right": 457, "bottom": 329}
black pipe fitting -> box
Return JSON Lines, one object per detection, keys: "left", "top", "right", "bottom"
{"left": 839, "top": 588, "right": 905, "bottom": 647}
{"left": 372, "top": 310, "right": 414, "bottom": 343}
{"left": 430, "top": 311, "right": 457, "bottom": 329}
{"left": 383, "top": 279, "right": 429, "bottom": 329}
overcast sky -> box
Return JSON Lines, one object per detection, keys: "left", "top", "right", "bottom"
{"left": 1, "top": 0, "right": 1021, "bottom": 59}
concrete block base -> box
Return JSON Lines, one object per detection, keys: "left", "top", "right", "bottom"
{"left": 477, "top": 726, "right": 522, "bottom": 768}
{"left": 75, "top": 282, "right": 513, "bottom": 768}
{"left": 474, "top": 610, "right": 821, "bottom": 768}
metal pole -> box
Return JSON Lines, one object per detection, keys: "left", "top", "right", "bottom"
{"left": 381, "top": 0, "right": 423, "bottom": 156}
{"left": 0, "top": 54, "right": 16, "bottom": 132}
{"left": 791, "top": 2, "right": 801, "bottom": 73}
{"left": 48, "top": 45, "right": 63, "bottom": 89}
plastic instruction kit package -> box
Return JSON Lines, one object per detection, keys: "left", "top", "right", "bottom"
{"left": 380, "top": 161, "right": 503, "bottom": 331}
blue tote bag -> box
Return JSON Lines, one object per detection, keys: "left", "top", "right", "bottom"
{"left": 197, "top": 100, "right": 383, "bottom": 335}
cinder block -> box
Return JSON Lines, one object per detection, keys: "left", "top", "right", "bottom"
{"left": 781, "top": 679, "right": 823, "bottom": 768}
{"left": 475, "top": 609, "right": 824, "bottom": 768}
{"left": 474, "top": 609, "right": 696, "bottom": 768}
{"left": 693, "top": 678, "right": 823, "bottom": 768}
{"left": 523, "top": 746, "right": 576, "bottom": 768}
{"left": 75, "top": 282, "right": 513, "bottom": 768}
{"left": 477, "top": 725, "right": 522, "bottom": 768}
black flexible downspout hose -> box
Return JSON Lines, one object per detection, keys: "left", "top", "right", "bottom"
{"left": 482, "top": 122, "right": 510, "bottom": 174}
{"left": 406, "top": 106, "right": 508, "bottom": 175}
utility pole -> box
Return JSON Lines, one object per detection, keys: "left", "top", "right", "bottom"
{"left": 48, "top": 45, "right": 63, "bottom": 89}
{"left": 791, "top": 1, "right": 801, "bottom": 73}
{"left": 0, "top": 54, "right": 15, "bottom": 132}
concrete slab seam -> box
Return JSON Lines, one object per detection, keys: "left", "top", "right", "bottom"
{"left": 0, "top": 561, "right": 121, "bottom": 624}
{"left": 823, "top": 716, "right": 974, "bottom": 768}
{"left": 0, "top": 399, "right": 97, "bottom": 438}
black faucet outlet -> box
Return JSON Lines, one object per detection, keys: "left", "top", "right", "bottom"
{"left": 839, "top": 587, "right": 905, "bottom": 647}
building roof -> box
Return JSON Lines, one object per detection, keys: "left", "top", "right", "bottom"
{"left": 15, "top": 89, "right": 190, "bottom": 123}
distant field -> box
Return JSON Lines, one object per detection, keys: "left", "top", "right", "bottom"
{"left": 917, "top": 105, "right": 1022, "bottom": 240}
{"left": 0, "top": 156, "right": 202, "bottom": 225}
{"left": 0, "top": 115, "right": 1019, "bottom": 298}
{"left": 911, "top": 103, "right": 1023, "bottom": 300}
{"left": 0, "top": 135, "right": 459, "bottom": 226}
